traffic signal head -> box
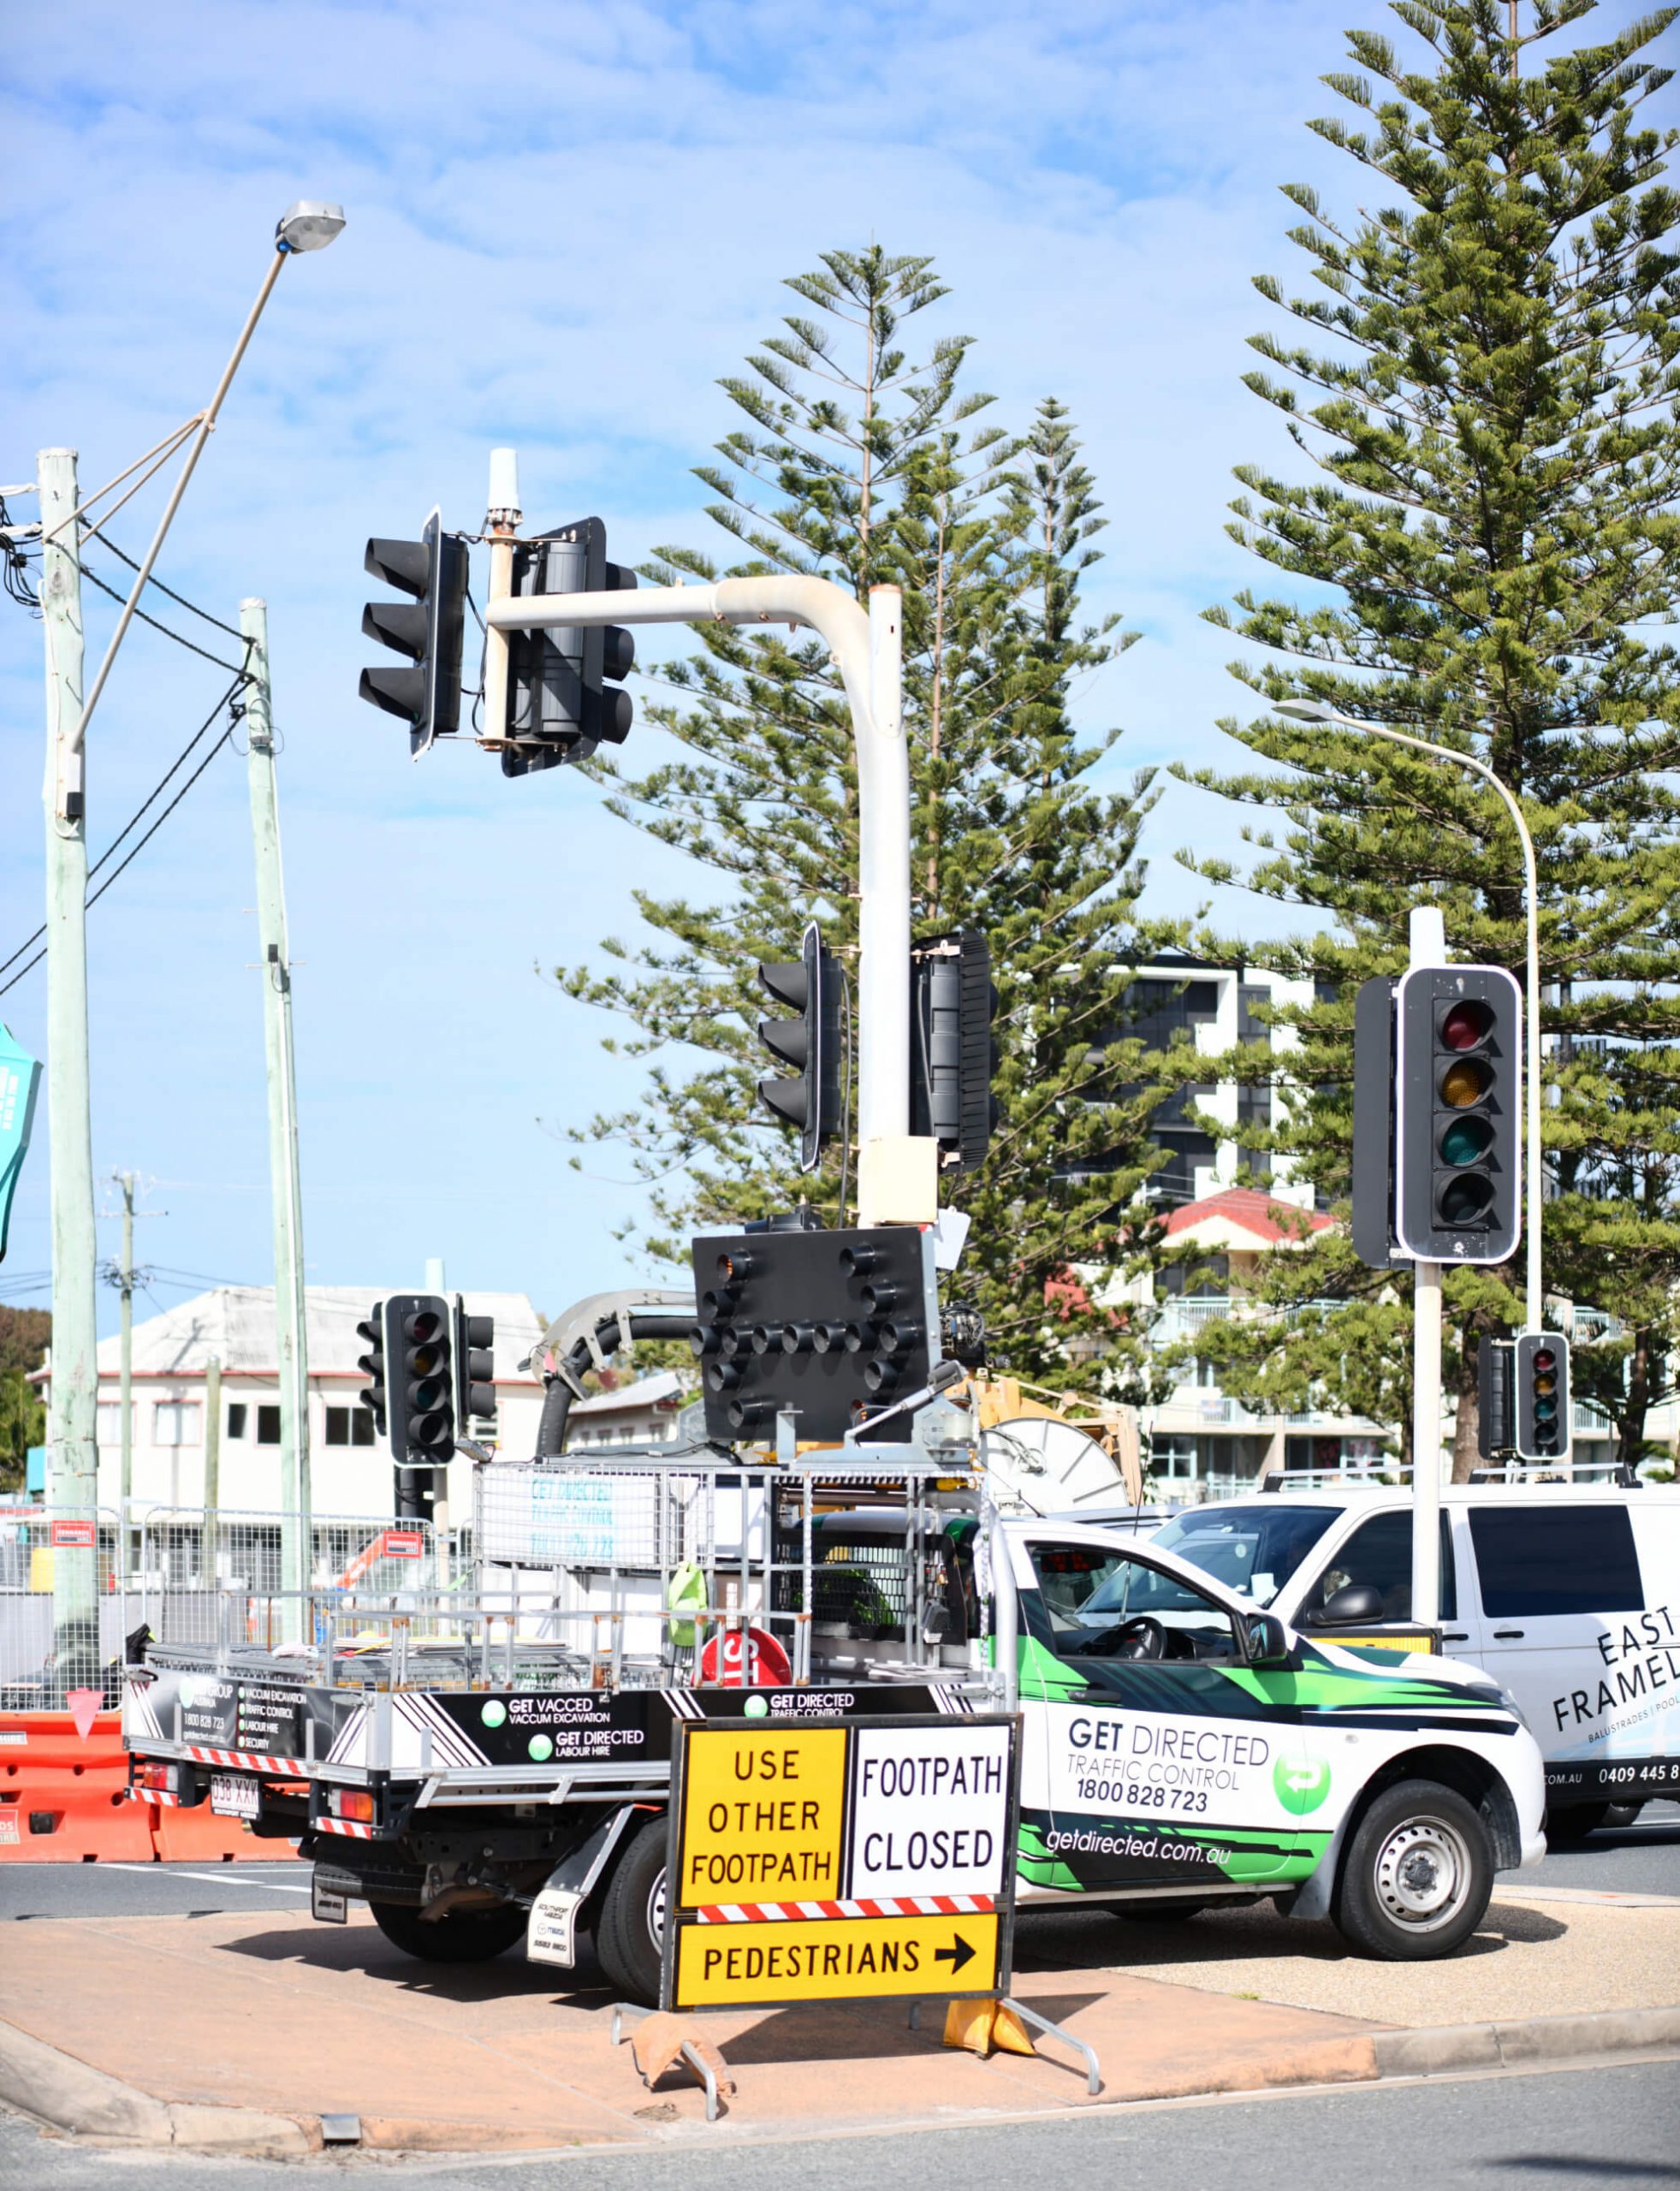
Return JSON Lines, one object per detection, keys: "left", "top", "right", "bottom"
{"left": 354, "top": 1303, "right": 387, "bottom": 1437}
{"left": 757, "top": 922, "right": 842, "bottom": 1173}
{"left": 500, "top": 518, "right": 637, "bottom": 775}
{"left": 690, "top": 1226, "right": 935, "bottom": 1442}
{"left": 1395, "top": 965, "right": 1522, "bottom": 1263}
{"left": 911, "top": 929, "right": 999, "bottom": 1169}
{"left": 359, "top": 508, "right": 468, "bottom": 755}
{"left": 452, "top": 1301, "right": 497, "bottom": 1427}
{"left": 383, "top": 1292, "right": 455, "bottom": 1464}
{"left": 1515, "top": 1330, "right": 1570, "bottom": 1464}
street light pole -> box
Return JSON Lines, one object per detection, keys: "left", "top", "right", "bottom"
{"left": 1275, "top": 701, "right": 1543, "bottom": 1331}
{"left": 243, "top": 598, "right": 311, "bottom": 1610}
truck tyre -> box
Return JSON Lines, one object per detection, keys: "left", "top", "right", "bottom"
{"left": 370, "top": 1900, "right": 529, "bottom": 1963}
{"left": 1333, "top": 1780, "right": 1492, "bottom": 1961}
{"left": 1545, "top": 1802, "right": 1610, "bottom": 1845}
{"left": 595, "top": 1814, "right": 668, "bottom": 2006}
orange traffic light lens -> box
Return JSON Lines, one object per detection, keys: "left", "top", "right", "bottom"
{"left": 1440, "top": 1058, "right": 1491, "bottom": 1107}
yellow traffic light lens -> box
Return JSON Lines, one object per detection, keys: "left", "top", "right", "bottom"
{"left": 1440, "top": 1058, "right": 1490, "bottom": 1107}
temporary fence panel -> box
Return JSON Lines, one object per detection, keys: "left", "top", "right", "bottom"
{"left": 0, "top": 1506, "right": 131, "bottom": 1711}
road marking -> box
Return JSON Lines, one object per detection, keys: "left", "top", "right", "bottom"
{"left": 99, "top": 1862, "right": 311, "bottom": 1894}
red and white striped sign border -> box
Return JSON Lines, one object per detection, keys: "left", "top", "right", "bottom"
{"left": 314, "top": 1814, "right": 377, "bottom": 1838}
{"left": 696, "top": 1892, "right": 994, "bottom": 1925}
{"left": 185, "top": 1744, "right": 310, "bottom": 1778}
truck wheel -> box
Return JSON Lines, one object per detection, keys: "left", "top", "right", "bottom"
{"left": 370, "top": 1900, "right": 529, "bottom": 1963}
{"left": 1546, "top": 1802, "right": 1610, "bottom": 1844}
{"left": 1333, "top": 1780, "right": 1492, "bottom": 1961}
{"left": 595, "top": 1814, "right": 668, "bottom": 2006}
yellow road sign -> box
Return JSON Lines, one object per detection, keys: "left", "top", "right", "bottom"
{"left": 673, "top": 1910, "right": 1001, "bottom": 2009}
{"left": 675, "top": 1725, "right": 848, "bottom": 1906}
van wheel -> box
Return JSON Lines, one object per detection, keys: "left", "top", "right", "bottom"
{"left": 370, "top": 1899, "right": 529, "bottom": 1963}
{"left": 1333, "top": 1781, "right": 1492, "bottom": 1961}
{"left": 595, "top": 1815, "right": 668, "bottom": 2006}
{"left": 1546, "top": 1803, "right": 1610, "bottom": 1844}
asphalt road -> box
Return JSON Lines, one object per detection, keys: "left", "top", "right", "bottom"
{"left": 1, "top": 2056, "right": 1676, "bottom": 2188}
{"left": 3, "top": 1802, "right": 1674, "bottom": 1923}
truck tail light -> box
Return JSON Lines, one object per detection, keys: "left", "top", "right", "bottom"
{"left": 136, "top": 1762, "right": 175, "bottom": 1792}
{"left": 330, "top": 1790, "right": 376, "bottom": 1823}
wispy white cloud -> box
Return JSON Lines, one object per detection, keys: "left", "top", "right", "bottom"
{"left": 5, "top": 0, "right": 1624, "bottom": 1317}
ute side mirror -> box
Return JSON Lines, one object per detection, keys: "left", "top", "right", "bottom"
{"left": 1244, "top": 1612, "right": 1291, "bottom": 1668}
{"left": 1313, "top": 1582, "right": 1386, "bottom": 1628}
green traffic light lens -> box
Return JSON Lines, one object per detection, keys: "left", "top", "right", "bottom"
{"left": 1440, "top": 1116, "right": 1494, "bottom": 1167}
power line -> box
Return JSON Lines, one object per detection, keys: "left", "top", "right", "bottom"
{"left": 0, "top": 674, "right": 246, "bottom": 995}
{"left": 80, "top": 555, "right": 250, "bottom": 678}
{"left": 91, "top": 531, "right": 246, "bottom": 640}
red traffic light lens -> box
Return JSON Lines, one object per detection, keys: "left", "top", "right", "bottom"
{"left": 1441, "top": 1001, "right": 1493, "bottom": 1051}
{"left": 1533, "top": 1349, "right": 1556, "bottom": 1372}
{"left": 404, "top": 1311, "right": 442, "bottom": 1345}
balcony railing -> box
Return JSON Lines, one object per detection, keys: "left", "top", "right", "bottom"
{"left": 1150, "top": 1295, "right": 1353, "bottom": 1344}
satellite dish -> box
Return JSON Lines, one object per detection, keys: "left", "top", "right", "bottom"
{"left": 980, "top": 1415, "right": 1128, "bottom": 1515}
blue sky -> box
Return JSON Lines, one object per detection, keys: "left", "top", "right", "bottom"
{"left": 2, "top": 0, "right": 1648, "bottom": 1332}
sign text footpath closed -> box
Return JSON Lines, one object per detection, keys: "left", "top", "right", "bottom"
{"left": 662, "top": 1713, "right": 1018, "bottom": 2010}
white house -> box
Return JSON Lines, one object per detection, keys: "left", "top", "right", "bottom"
{"left": 38, "top": 1286, "right": 547, "bottom": 1519}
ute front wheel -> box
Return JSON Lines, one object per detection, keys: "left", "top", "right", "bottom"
{"left": 1333, "top": 1780, "right": 1492, "bottom": 1962}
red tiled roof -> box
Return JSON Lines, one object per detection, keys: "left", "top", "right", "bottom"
{"left": 1162, "top": 1188, "right": 1333, "bottom": 1244}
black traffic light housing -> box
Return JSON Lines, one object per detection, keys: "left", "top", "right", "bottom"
{"left": 452, "top": 1299, "right": 496, "bottom": 1429}
{"left": 1395, "top": 965, "right": 1522, "bottom": 1264}
{"left": 384, "top": 1292, "right": 454, "bottom": 1517}
{"left": 359, "top": 508, "right": 468, "bottom": 755}
{"left": 1351, "top": 975, "right": 1405, "bottom": 1269}
{"left": 911, "top": 929, "right": 998, "bottom": 1169}
{"left": 501, "top": 518, "right": 637, "bottom": 775}
{"left": 1476, "top": 1333, "right": 1515, "bottom": 1458}
{"left": 757, "top": 922, "right": 843, "bottom": 1173}
{"left": 354, "top": 1303, "right": 387, "bottom": 1439}
{"left": 1515, "top": 1330, "right": 1570, "bottom": 1464}
{"left": 690, "top": 1225, "right": 936, "bottom": 1443}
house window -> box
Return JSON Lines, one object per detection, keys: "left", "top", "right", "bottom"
{"left": 324, "top": 1406, "right": 375, "bottom": 1447}
{"left": 257, "top": 1404, "right": 282, "bottom": 1446}
{"left": 226, "top": 1404, "right": 248, "bottom": 1440}
{"left": 96, "top": 1401, "right": 135, "bottom": 1446}
{"left": 153, "top": 1401, "right": 202, "bottom": 1446}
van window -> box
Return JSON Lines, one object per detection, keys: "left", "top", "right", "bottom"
{"left": 1297, "top": 1511, "right": 1456, "bottom": 1624}
{"left": 1154, "top": 1504, "right": 1339, "bottom": 1606}
{"left": 1469, "top": 1505, "right": 1641, "bottom": 1617}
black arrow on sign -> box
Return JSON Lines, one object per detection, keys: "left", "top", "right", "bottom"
{"left": 934, "top": 1933, "right": 976, "bottom": 1976}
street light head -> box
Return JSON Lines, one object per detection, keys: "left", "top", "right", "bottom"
{"left": 1273, "top": 699, "right": 1337, "bottom": 725}
{"left": 276, "top": 200, "right": 346, "bottom": 254}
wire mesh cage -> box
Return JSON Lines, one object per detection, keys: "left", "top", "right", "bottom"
{"left": 0, "top": 1506, "right": 130, "bottom": 1709}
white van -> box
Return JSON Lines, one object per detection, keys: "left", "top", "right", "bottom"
{"left": 1152, "top": 1482, "right": 1680, "bottom": 1840}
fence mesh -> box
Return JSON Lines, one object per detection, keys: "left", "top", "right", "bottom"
{"left": 0, "top": 1505, "right": 129, "bottom": 1709}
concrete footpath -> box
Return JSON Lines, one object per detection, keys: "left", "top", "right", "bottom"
{"left": 1, "top": 1891, "right": 1677, "bottom": 2155}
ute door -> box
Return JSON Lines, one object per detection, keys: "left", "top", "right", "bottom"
{"left": 1019, "top": 1538, "right": 1305, "bottom": 1896}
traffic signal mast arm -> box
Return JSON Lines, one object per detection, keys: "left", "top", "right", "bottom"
{"left": 485, "top": 572, "right": 911, "bottom": 1197}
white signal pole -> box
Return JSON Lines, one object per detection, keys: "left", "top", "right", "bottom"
{"left": 485, "top": 561, "right": 922, "bottom": 1220}
{"left": 1277, "top": 699, "right": 1546, "bottom": 1624}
